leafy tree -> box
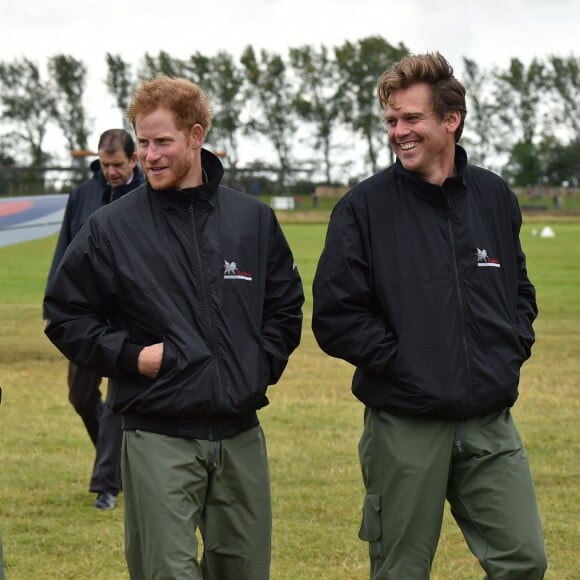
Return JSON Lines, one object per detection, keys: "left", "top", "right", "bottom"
{"left": 334, "top": 36, "right": 408, "bottom": 174}
{"left": 240, "top": 46, "right": 296, "bottom": 188}
{"left": 461, "top": 58, "right": 510, "bottom": 171}
{"left": 503, "top": 141, "right": 545, "bottom": 187}
{"left": 187, "top": 51, "right": 246, "bottom": 166}
{"left": 505, "top": 135, "right": 580, "bottom": 189}
{"left": 0, "top": 57, "right": 55, "bottom": 165}
{"left": 494, "top": 58, "right": 548, "bottom": 145}
{"left": 0, "top": 133, "right": 17, "bottom": 166}
{"left": 186, "top": 52, "right": 212, "bottom": 82}
{"left": 493, "top": 58, "right": 550, "bottom": 185}
{"left": 48, "top": 54, "right": 91, "bottom": 153}
{"left": 140, "top": 51, "right": 185, "bottom": 79}
{"left": 105, "top": 53, "right": 135, "bottom": 130}
{"left": 547, "top": 55, "right": 580, "bottom": 138}
{"left": 544, "top": 138, "right": 580, "bottom": 187}
{"left": 289, "top": 45, "right": 342, "bottom": 184}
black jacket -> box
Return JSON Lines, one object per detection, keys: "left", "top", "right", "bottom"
{"left": 44, "top": 149, "right": 304, "bottom": 439}
{"left": 312, "top": 146, "right": 537, "bottom": 420}
{"left": 45, "top": 162, "right": 145, "bottom": 293}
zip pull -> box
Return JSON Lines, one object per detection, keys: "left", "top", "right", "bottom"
{"left": 208, "top": 440, "right": 219, "bottom": 472}
{"left": 454, "top": 423, "right": 464, "bottom": 454}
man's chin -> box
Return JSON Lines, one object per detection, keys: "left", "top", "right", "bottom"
{"left": 146, "top": 174, "right": 169, "bottom": 190}
{"left": 398, "top": 154, "right": 419, "bottom": 172}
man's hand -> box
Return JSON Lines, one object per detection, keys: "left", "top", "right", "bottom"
{"left": 138, "top": 343, "right": 164, "bottom": 378}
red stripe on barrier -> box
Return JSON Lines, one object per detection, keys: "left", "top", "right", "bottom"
{"left": 0, "top": 200, "right": 34, "bottom": 216}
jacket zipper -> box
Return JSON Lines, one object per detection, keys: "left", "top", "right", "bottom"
{"left": 446, "top": 194, "right": 473, "bottom": 410}
{"left": 189, "top": 201, "right": 225, "bottom": 421}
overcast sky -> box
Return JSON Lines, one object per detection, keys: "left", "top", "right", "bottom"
{"left": 2, "top": 0, "right": 578, "bottom": 166}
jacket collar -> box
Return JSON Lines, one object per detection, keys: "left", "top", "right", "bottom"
{"left": 148, "top": 148, "right": 224, "bottom": 210}
{"left": 394, "top": 144, "right": 468, "bottom": 207}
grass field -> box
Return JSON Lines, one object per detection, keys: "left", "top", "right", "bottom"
{"left": 0, "top": 214, "right": 578, "bottom": 579}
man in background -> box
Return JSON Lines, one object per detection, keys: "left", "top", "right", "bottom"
{"left": 45, "top": 129, "right": 144, "bottom": 510}
{"left": 312, "top": 52, "right": 547, "bottom": 578}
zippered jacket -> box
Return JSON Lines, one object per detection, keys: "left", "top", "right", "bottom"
{"left": 44, "top": 149, "right": 304, "bottom": 438}
{"left": 312, "top": 146, "right": 537, "bottom": 420}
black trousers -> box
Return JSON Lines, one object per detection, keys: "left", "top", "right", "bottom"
{"left": 67, "top": 362, "right": 122, "bottom": 495}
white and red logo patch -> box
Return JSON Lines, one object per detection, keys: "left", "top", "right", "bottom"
{"left": 224, "top": 260, "right": 253, "bottom": 281}
{"left": 476, "top": 248, "right": 501, "bottom": 268}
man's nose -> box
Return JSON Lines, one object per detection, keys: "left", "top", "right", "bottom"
{"left": 144, "top": 145, "right": 161, "bottom": 162}
{"left": 394, "top": 121, "right": 410, "bottom": 137}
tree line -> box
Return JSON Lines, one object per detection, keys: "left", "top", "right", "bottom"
{"left": 0, "top": 36, "right": 578, "bottom": 188}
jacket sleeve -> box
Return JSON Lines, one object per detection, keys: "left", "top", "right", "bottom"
{"left": 510, "top": 193, "right": 537, "bottom": 361}
{"left": 43, "top": 193, "right": 78, "bottom": 318}
{"left": 43, "top": 217, "right": 137, "bottom": 377}
{"left": 261, "top": 211, "right": 304, "bottom": 385}
{"left": 312, "top": 195, "right": 398, "bottom": 372}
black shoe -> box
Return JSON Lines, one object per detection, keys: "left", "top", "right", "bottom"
{"left": 94, "top": 491, "right": 116, "bottom": 510}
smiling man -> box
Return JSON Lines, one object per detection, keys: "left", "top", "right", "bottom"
{"left": 44, "top": 77, "right": 304, "bottom": 580}
{"left": 312, "top": 53, "right": 547, "bottom": 579}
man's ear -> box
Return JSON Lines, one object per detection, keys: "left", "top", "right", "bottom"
{"left": 191, "top": 124, "right": 205, "bottom": 148}
{"left": 445, "top": 111, "right": 461, "bottom": 134}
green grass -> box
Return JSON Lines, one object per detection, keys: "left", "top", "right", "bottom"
{"left": 0, "top": 217, "right": 578, "bottom": 579}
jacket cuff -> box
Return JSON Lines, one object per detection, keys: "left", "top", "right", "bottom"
{"left": 117, "top": 343, "right": 144, "bottom": 375}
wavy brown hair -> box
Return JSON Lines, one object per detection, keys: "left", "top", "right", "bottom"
{"left": 377, "top": 52, "right": 467, "bottom": 142}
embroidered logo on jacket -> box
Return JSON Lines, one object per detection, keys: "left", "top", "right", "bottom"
{"left": 476, "top": 248, "right": 501, "bottom": 268}
{"left": 224, "top": 260, "right": 253, "bottom": 281}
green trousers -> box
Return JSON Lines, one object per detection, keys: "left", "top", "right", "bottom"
{"left": 358, "top": 408, "right": 547, "bottom": 579}
{"left": 122, "top": 426, "right": 271, "bottom": 580}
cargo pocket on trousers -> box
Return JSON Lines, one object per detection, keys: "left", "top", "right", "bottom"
{"left": 358, "top": 493, "right": 383, "bottom": 559}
